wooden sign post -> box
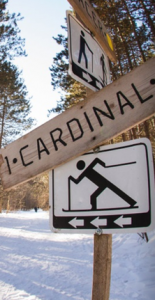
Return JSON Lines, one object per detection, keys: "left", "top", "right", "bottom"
{"left": 92, "top": 233, "right": 112, "bottom": 300}
{"left": 85, "top": 83, "right": 112, "bottom": 300}
{"left": 87, "top": 83, "right": 112, "bottom": 300}
{"left": 0, "top": 58, "right": 155, "bottom": 190}
{"left": 72, "top": 8, "right": 113, "bottom": 296}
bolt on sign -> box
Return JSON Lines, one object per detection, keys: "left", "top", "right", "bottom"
{"left": 0, "top": 58, "right": 155, "bottom": 190}
{"left": 67, "top": 0, "right": 117, "bottom": 63}
{"left": 49, "top": 138, "right": 155, "bottom": 234}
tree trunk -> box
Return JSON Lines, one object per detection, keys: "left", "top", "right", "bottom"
{"left": 0, "top": 96, "right": 7, "bottom": 148}
{"left": 144, "top": 120, "right": 150, "bottom": 139}
{"left": 139, "top": 0, "right": 155, "bottom": 38}
{"left": 122, "top": 0, "right": 146, "bottom": 62}
{"left": 109, "top": 0, "right": 133, "bottom": 71}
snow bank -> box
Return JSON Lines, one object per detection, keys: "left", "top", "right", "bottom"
{"left": 0, "top": 210, "right": 155, "bottom": 299}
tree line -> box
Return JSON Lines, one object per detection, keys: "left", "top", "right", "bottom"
{"left": 0, "top": 172, "right": 49, "bottom": 212}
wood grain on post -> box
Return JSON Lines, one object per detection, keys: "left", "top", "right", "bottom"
{"left": 92, "top": 234, "right": 112, "bottom": 300}
{"left": 0, "top": 58, "right": 155, "bottom": 190}
{"left": 86, "top": 87, "right": 95, "bottom": 97}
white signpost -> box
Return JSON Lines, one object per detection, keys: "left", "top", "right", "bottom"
{"left": 67, "top": 11, "right": 111, "bottom": 91}
{"left": 49, "top": 138, "right": 155, "bottom": 234}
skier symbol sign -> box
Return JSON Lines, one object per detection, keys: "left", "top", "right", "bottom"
{"left": 67, "top": 11, "right": 110, "bottom": 91}
{"left": 49, "top": 138, "right": 155, "bottom": 234}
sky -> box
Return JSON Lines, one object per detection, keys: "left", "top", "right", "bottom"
{"left": 7, "top": 0, "right": 71, "bottom": 130}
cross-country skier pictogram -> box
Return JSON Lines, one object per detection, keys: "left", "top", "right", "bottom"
{"left": 63, "top": 158, "right": 138, "bottom": 212}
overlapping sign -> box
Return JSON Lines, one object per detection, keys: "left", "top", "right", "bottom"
{"left": 67, "top": 11, "right": 111, "bottom": 91}
{"left": 67, "top": 0, "right": 116, "bottom": 62}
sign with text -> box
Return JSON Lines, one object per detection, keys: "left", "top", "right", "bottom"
{"left": 67, "top": 12, "right": 110, "bottom": 91}
{"left": 0, "top": 58, "right": 155, "bottom": 189}
{"left": 67, "top": 0, "right": 116, "bottom": 62}
{"left": 49, "top": 138, "right": 155, "bottom": 233}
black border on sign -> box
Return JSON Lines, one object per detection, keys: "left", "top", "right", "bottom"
{"left": 67, "top": 13, "right": 106, "bottom": 91}
{"left": 52, "top": 142, "right": 151, "bottom": 231}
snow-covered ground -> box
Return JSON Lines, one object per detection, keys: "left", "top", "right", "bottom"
{"left": 0, "top": 210, "right": 155, "bottom": 300}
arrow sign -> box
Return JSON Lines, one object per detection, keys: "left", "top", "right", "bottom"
{"left": 49, "top": 138, "right": 155, "bottom": 233}
{"left": 114, "top": 216, "right": 132, "bottom": 228}
{"left": 69, "top": 218, "right": 84, "bottom": 228}
{"left": 91, "top": 217, "right": 107, "bottom": 228}
{"left": 83, "top": 72, "right": 92, "bottom": 82}
{"left": 96, "top": 81, "right": 103, "bottom": 89}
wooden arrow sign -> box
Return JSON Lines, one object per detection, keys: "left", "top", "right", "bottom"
{"left": 0, "top": 58, "right": 155, "bottom": 189}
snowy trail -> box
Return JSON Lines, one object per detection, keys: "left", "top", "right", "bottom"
{"left": 0, "top": 210, "right": 155, "bottom": 300}
{"left": 0, "top": 211, "right": 93, "bottom": 300}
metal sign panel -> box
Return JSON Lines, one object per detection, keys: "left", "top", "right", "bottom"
{"left": 49, "top": 138, "right": 155, "bottom": 233}
{"left": 0, "top": 58, "right": 155, "bottom": 190}
{"left": 67, "top": 11, "right": 111, "bottom": 91}
{"left": 67, "top": 0, "right": 116, "bottom": 62}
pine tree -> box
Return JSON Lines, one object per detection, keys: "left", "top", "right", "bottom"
{"left": 0, "top": 1, "right": 34, "bottom": 147}
{"left": 0, "top": 61, "right": 34, "bottom": 147}
{"left": 0, "top": 0, "right": 26, "bottom": 62}
{"left": 0, "top": 1, "right": 34, "bottom": 212}
{"left": 89, "top": 0, "right": 155, "bottom": 79}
